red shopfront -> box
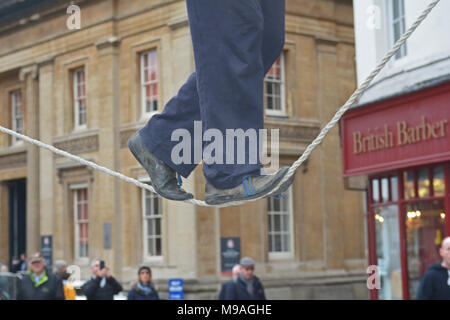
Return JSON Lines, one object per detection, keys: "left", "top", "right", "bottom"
{"left": 341, "top": 80, "right": 450, "bottom": 300}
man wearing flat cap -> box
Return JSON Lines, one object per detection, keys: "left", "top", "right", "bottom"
{"left": 17, "top": 252, "right": 64, "bottom": 300}
{"left": 221, "top": 256, "right": 266, "bottom": 300}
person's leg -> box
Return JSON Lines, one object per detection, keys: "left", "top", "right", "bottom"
{"left": 260, "top": 0, "right": 286, "bottom": 75}
{"left": 186, "top": 0, "right": 265, "bottom": 189}
{"left": 139, "top": 0, "right": 285, "bottom": 189}
{"left": 138, "top": 72, "right": 200, "bottom": 178}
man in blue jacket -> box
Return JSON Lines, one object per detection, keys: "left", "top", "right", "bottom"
{"left": 128, "top": 0, "right": 294, "bottom": 205}
{"left": 221, "top": 257, "right": 266, "bottom": 300}
{"left": 417, "top": 237, "right": 450, "bottom": 299}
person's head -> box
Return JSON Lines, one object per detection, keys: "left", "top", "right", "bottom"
{"left": 29, "top": 253, "right": 45, "bottom": 275}
{"left": 20, "top": 253, "right": 26, "bottom": 261}
{"left": 54, "top": 260, "right": 68, "bottom": 279}
{"left": 239, "top": 257, "right": 255, "bottom": 280}
{"left": 231, "top": 264, "right": 241, "bottom": 280}
{"left": 91, "top": 259, "right": 101, "bottom": 275}
{"left": 138, "top": 266, "right": 152, "bottom": 284}
{"left": 440, "top": 237, "right": 450, "bottom": 269}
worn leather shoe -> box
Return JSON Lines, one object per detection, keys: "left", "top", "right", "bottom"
{"left": 204, "top": 167, "right": 290, "bottom": 205}
{"left": 128, "top": 132, "right": 194, "bottom": 201}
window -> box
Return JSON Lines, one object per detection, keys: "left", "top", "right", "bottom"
{"left": 390, "top": 0, "right": 407, "bottom": 60}
{"left": 10, "top": 90, "right": 23, "bottom": 145}
{"left": 72, "top": 186, "right": 89, "bottom": 259}
{"left": 73, "top": 68, "right": 87, "bottom": 129}
{"left": 142, "top": 185, "right": 162, "bottom": 259}
{"left": 140, "top": 50, "right": 159, "bottom": 118}
{"left": 268, "top": 187, "right": 293, "bottom": 258}
{"left": 264, "top": 53, "right": 286, "bottom": 116}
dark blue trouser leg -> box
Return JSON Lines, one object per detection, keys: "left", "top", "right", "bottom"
{"left": 139, "top": 0, "right": 285, "bottom": 189}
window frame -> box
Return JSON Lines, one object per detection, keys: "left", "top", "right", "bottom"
{"left": 387, "top": 0, "right": 407, "bottom": 61}
{"left": 268, "top": 186, "right": 295, "bottom": 260}
{"left": 140, "top": 178, "right": 163, "bottom": 263}
{"left": 73, "top": 67, "right": 87, "bottom": 131}
{"left": 71, "top": 183, "right": 89, "bottom": 262}
{"left": 264, "top": 52, "right": 286, "bottom": 117}
{"left": 10, "top": 90, "right": 24, "bottom": 146}
{"left": 140, "top": 50, "right": 159, "bottom": 121}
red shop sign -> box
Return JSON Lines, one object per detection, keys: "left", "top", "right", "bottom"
{"left": 341, "top": 81, "right": 450, "bottom": 176}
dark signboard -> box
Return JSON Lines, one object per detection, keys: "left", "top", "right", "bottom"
{"left": 40, "top": 235, "right": 52, "bottom": 271}
{"left": 220, "top": 237, "right": 240, "bottom": 273}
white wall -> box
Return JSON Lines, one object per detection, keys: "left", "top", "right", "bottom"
{"left": 353, "top": 0, "right": 450, "bottom": 104}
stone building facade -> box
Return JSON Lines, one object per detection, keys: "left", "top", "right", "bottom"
{"left": 0, "top": 0, "right": 367, "bottom": 299}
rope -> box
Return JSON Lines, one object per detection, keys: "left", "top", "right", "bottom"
{"left": 0, "top": 0, "right": 441, "bottom": 207}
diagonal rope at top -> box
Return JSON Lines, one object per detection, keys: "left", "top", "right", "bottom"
{"left": 0, "top": 0, "right": 441, "bottom": 207}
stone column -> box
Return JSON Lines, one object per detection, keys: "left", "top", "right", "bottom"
{"left": 316, "top": 38, "right": 344, "bottom": 270}
{"left": 36, "top": 56, "right": 55, "bottom": 238}
{"left": 19, "top": 65, "right": 40, "bottom": 256}
{"left": 95, "top": 35, "right": 122, "bottom": 277}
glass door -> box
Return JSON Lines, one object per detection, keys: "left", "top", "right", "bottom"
{"left": 404, "top": 199, "right": 447, "bottom": 299}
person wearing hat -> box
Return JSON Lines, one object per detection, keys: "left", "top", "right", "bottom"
{"left": 16, "top": 252, "right": 64, "bottom": 300}
{"left": 220, "top": 256, "right": 266, "bottom": 300}
{"left": 127, "top": 265, "right": 160, "bottom": 300}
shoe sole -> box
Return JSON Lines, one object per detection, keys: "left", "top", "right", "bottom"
{"left": 204, "top": 167, "right": 289, "bottom": 205}
{"left": 128, "top": 133, "right": 193, "bottom": 201}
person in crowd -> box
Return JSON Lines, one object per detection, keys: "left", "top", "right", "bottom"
{"left": 127, "top": 265, "right": 159, "bottom": 300}
{"left": 11, "top": 256, "right": 20, "bottom": 273}
{"left": 17, "top": 252, "right": 64, "bottom": 300}
{"left": 82, "top": 259, "right": 122, "bottom": 300}
{"left": 417, "top": 236, "right": 450, "bottom": 300}
{"left": 220, "top": 257, "right": 266, "bottom": 300}
{"left": 218, "top": 264, "right": 241, "bottom": 300}
{"left": 19, "top": 253, "right": 27, "bottom": 272}
{"left": 54, "top": 260, "right": 76, "bottom": 300}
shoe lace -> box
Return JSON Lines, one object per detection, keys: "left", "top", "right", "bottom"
{"left": 243, "top": 176, "right": 284, "bottom": 199}
{"left": 177, "top": 172, "right": 183, "bottom": 187}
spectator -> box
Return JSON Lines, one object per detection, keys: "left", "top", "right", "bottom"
{"left": 17, "top": 252, "right": 64, "bottom": 300}
{"left": 220, "top": 257, "right": 266, "bottom": 300}
{"left": 417, "top": 236, "right": 450, "bottom": 300}
{"left": 82, "top": 259, "right": 122, "bottom": 300}
{"left": 54, "top": 260, "right": 76, "bottom": 300}
{"left": 11, "top": 256, "right": 20, "bottom": 273}
{"left": 218, "top": 264, "right": 241, "bottom": 300}
{"left": 127, "top": 265, "right": 159, "bottom": 300}
{"left": 19, "top": 253, "right": 27, "bottom": 272}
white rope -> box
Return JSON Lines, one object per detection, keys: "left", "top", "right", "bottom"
{"left": 0, "top": 0, "right": 441, "bottom": 207}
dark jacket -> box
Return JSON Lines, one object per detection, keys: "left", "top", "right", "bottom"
{"left": 417, "top": 263, "right": 450, "bottom": 300}
{"left": 17, "top": 268, "right": 65, "bottom": 300}
{"left": 127, "top": 282, "right": 159, "bottom": 300}
{"left": 220, "top": 275, "right": 266, "bottom": 300}
{"left": 82, "top": 276, "right": 123, "bottom": 300}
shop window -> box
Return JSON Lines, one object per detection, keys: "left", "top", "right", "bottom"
{"left": 372, "top": 179, "right": 380, "bottom": 203}
{"left": 432, "top": 167, "right": 445, "bottom": 197}
{"left": 404, "top": 199, "right": 446, "bottom": 299}
{"left": 374, "top": 205, "right": 403, "bottom": 300}
{"left": 403, "top": 171, "right": 415, "bottom": 199}
{"left": 381, "top": 178, "right": 389, "bottom": 202}
{"left": 390, "top": 176, "right": 398, "bottom": 201}
{"left": 417, "top": 168, "right": 429, "bottom": 198}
